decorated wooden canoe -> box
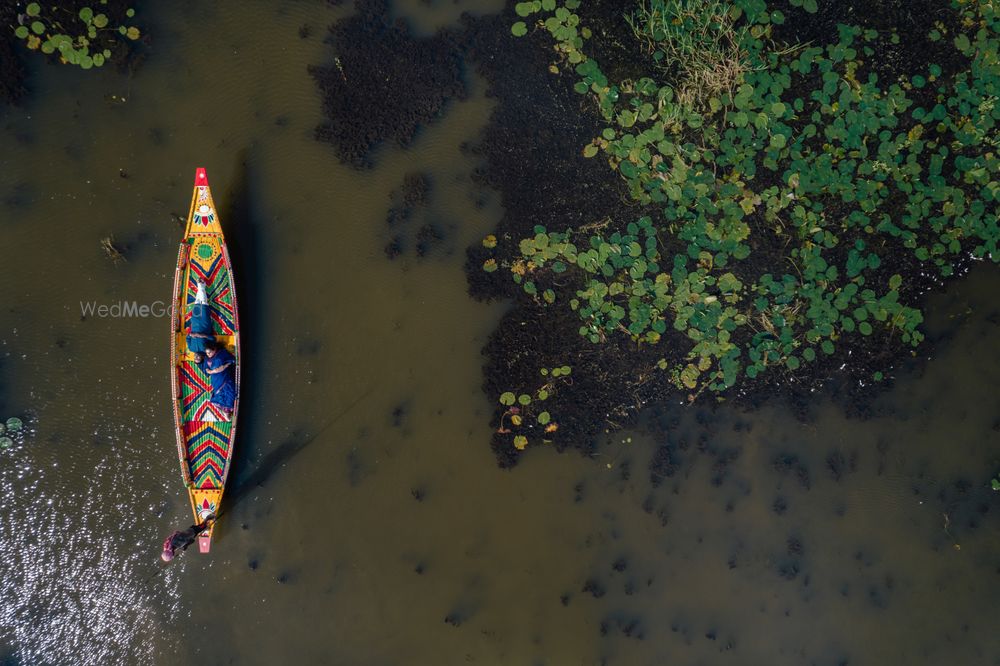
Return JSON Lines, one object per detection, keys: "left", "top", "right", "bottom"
{"left": 170, "top": 167, "right": 240, "bottom": 553}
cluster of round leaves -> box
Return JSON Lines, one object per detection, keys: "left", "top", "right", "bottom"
{"left": 0, "top": 416, "right": 25, "bottom": 450}
{"left": 512, "top": 0, "right": 590, "bottom": 66}
{"left": 503, "top": 0, "right": 999, "bottom": 395}
{"left": 13, "top": 3, "right": 140, "bottom": 70}
{"left": 497, "top": 366, "right": 571, "bottom": 448}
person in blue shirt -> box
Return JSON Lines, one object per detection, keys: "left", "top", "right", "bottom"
{"left": 187, "top": 278, "right": 215, "bottom": 357}
{"left": 187, "top": 278, "right": 237, "bottom": 420}
{"left": 200, "top": 341, "right": 236, "bottom": 420}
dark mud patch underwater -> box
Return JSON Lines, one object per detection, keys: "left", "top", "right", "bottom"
{"left": 309, "top": 0, "right": 466, "bottom": 168}
{"left": 314, "top": 0, "right": 998, "bottom": 473}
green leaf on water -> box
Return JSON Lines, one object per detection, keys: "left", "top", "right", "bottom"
{"left": 126, "top": 26, "right": 140, "bottom": 40}
{"left": 15, "top": 26, "right": 29, "bottom": 39}
{"left": 79, "top": 7, "right": 93, "bottom": 23}
{"left": 93, "top": 13, "right": 108, "bottom": 28}
{"left": 518, "top": 394, "right": 532, "bottom": 406}
{"left": 859, "top": 321, "right": 873, "bottom": 335}
{"left": 0, "top": 437, "right": 12, "bottom": 449}
{"left": 27, "top": 2, "right": 41, "bottom": 16}
{"left": 6, "top": 417, "right": 23, "bottom": 432}
{"left": 500, "top": 392, "right": 516, "bottom": 406}
{"left": 126, "top": 8, "right": 135, "bottom": 18}
{"left": 31, "top": 21, "right": 45, "bottom": 35}
{"left": 511, "top": 21, "right": 528, "bottom": 37}
{"left": 538, "top": 411, "right": 551, "bottom": 425}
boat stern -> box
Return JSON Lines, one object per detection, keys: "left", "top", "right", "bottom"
{"left": 189, "top": 488, "right": 223, "bottom": 554}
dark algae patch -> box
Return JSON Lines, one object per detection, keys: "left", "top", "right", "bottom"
{"left": 310, "top": 0, "right": 466, "bottom": 167}
{"left": 467, "top": 0, "right": 1000, "bottom": 465}
{"left": 0, "top": 3, "right": 28, "bottom": 105}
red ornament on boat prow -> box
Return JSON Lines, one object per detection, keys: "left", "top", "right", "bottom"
{"left": 195, "top": 167, "right": 209, "bottom": 187}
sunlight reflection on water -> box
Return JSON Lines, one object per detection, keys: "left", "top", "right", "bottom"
{"left": 0, "top": 437, "right": 180, "bottom": 665}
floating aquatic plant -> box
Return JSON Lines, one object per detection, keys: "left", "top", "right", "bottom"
{"left": 12, "top": 3, "right": 142, "bottom": 70}
{"left": 496, "top": 365, "right": 571, "bottom": 449}
{"left": 0, "top": 415, "right": 27, "bottom": 450}
{"left": 507, "top": 0, "right": 999, "bottom": 396}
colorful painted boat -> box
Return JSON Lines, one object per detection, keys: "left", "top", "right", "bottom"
{"left": 170, "top": 168, "right": 240, "bottom": 553}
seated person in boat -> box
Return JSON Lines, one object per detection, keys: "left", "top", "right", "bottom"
{"left": 187, "top": 278, "right": 216, "bottom": 358}
{"left": 199, "top": 341, "right": 237, "bottom": 421}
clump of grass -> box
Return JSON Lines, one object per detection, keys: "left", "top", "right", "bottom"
{"left": 625, "top": 0, "right": 751, "bottom": 109}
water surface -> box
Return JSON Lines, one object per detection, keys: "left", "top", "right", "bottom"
{"left": 0, "top": 2, "right": 998, "bottom": 665}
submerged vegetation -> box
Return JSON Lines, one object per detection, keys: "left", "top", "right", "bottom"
{"left": 0, "top": 416, "right": 27, "bottom": 450}
{"left": 10, "top": 2, "right": 141, "bottom": 70}
{"left": 480, "top": 0, "right": 1000, "bottom": 454}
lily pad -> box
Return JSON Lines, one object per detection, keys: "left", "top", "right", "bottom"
{"left": 6, "top": 417, "right": 23, "bottom": 432}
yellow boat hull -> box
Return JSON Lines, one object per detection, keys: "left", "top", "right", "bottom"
{"left": 170, "top": 168, "right": 241, "bottom": 553}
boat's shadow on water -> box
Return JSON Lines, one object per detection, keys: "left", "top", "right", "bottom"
{"left": 218, "top": 153, "right": 374, "bottom": 528}
{"left": 219, "top": 151, "right": 269, "bottom": 529}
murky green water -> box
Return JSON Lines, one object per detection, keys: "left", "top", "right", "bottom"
{"left": 1, "top": 2, "right": 998, "bottom": 665}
